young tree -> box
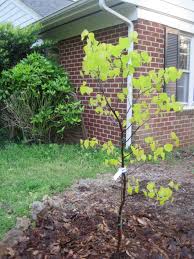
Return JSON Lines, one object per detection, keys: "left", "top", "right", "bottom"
{"left": 80, "top": 30, "right": 182, "bottom": 255}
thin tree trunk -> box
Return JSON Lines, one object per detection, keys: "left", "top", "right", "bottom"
{"left": 117, "top": 173, "right": 127, "bottom": 253}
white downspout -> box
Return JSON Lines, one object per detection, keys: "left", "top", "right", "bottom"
{"left": 99, "top": 0, "right": 134, "bottom": 148}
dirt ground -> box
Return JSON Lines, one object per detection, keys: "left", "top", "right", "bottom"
{"left": 2, "top": 151, "right": 194, "bottom": 258}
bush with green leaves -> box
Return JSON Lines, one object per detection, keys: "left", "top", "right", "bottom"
{"left": 79, "top": 29, "right": 183, "bottom": 254}
{"left": 0, "top": 53, "right": 83, "bottom": 142}
{"left": 0, "top": 23, "right": 54, "bottom": 73}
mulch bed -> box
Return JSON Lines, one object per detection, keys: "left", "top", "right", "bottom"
{"left": 2, "top": 154, "right": 194, "bottom": 258}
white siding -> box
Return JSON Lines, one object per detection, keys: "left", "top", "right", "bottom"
{"left": 122, "top": 0, "right": 194, "bottom": 33}
{"left": 124, "top": 0, "right": 194, "bottom": 24}
{"left": 0, "top": 0, "right": 41, "bottom": 27}
{"left": 163, "top": 0, "right": 194, "bottom": 12}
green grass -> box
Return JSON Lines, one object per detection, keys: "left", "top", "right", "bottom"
{"left": 0, "top": 144, "right": 109, "bottom": 239}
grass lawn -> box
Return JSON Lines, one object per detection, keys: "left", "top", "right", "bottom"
{"left": 0, "top": 143, "right": 109, "bottom": 239}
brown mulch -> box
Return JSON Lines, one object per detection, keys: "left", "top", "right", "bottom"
{"left": 2, "top": 154, "right": 194, "bottom": 258}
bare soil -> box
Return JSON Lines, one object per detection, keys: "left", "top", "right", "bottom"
{"left": 2, "top": 152, "right": 194, "bottom": 258}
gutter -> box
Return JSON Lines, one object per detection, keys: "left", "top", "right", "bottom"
{"left": 40, "top": 0, "right": 121, "bottom": 30}
{"left": 99, "top": 0, "right": 134, "bottom": 148}
{"left": 40, "top": 0, "right": 194, "bottom": 32}
{"left": 40, "top": 1, "right": 128, "bottom": 36}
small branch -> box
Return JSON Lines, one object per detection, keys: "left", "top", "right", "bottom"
{"left": 123, "top": 122, "right": 132, "bottom": 134}
{"left": 101, "top": 85, "right": 123, "bottom": 132}
{"left": 125, "top": 115, "right": 151, "bottom": 144}
{"left": 127, "top": 101, "right": 132, "bottom": 115}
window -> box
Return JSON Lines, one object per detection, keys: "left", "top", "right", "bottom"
{"left": 177, "top": 35, "right": 190, "bottom": 103}
{"left": 165, "top": 29, "right": 194, "bottom": 107}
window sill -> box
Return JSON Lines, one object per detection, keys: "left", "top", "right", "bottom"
{"left": 183, "top": 105, "right": 194, "bottom": 111}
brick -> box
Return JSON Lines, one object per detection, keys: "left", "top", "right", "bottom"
{"left": 59, "top": 23, "right": 129, "bottom": 145}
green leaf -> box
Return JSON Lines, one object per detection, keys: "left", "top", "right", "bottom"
{"left": 135, "top": 179, "right": 140, "bottom": 193}
{"left": 129, "top": 31, "right": 138, "bottom": 43}
{"left": 144, "top": 137, "right": 153, "bottom": 144}
{"left": 80, "top": 81, "right": 93, "bottom": 95}
{"left": 89, "top": 98, "right": 97, "bottom": 106}
{"left": 122, "top": 88, "right": 128, "bottom": 95}
{"left": 168, "top": 181, "right": 180, "bottom": 191}
{"left": 123, "top": 120, "right": 127, "bottom": 127}
{"left": 171, "top": 132, "right": 180, "bottom": 147}
{"left": 84, "top": 139, "right": 89, "bottom": 149}
{"left": 141, "top": 51, "right": 151, "bottom": 63}
{"left": 95, "top": 106, "right": 103, "bottom": 114}
{"left": 81, "top": 29, "right": 89, "bottom": 41}
{"left": 128, "top": 184, "right": 133, "bottom": 195}
{"left": 164, "top": 144, "right": 173, "bottom": 152}
{"left": 147, "top": 182, "right": 156, "bottom": 192}
{"left": 105, "top": 159, "right": 119, "bottom": 166}
{"left": 102, "top": 140, "right": 115, "bottom": 155}
{"left": 117, "top": 92, "right": 125, "bottom": 102}
{"left": 148, "top": 191, "right": 155, "bottom": 199}
{"left": 119, "top": 37, "right": 130, "bottom": 49}
{"left": 143, "top": 190, "right": 148, "bottom": 197}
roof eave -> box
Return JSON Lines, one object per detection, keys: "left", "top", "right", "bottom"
{"left": 40, "top": 0, "right": 124, "bottom": 31}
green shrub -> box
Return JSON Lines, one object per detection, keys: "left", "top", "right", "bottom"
{"left": 0, "top": 53, "right": 83, "bottom": 142}
{"left": 0, "top": 23, "right": 54, "bottom": 72}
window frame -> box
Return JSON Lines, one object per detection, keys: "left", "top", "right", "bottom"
{"left": 188, "top": 36, "right": 194, "bottom": 108}
{"left": 165, "top": 28, "right": 194, "bottom": 108}
{"left": 177, "top": 34, "right": 191, "bottom": 105}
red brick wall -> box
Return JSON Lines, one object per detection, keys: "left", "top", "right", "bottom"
{"left": 135, "top": 110, "right": 194, "bottom": 147}
{"left": 134, "top": 19, "right": 194, "bottom": 147}
{"left": 59, "top": 19, "right": 194, "bottom": 147}
{"left": 59, "top": 24, "right": 128, "bottom": 145}
{"left": 134, "top": 19, "right": 165, "bottom": 71}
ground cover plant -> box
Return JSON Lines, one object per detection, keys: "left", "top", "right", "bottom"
{"left": 0, "top": 144, "right": 108, "bottom": 239}
{"left": 79, "top": 30, "right": 183, "bottom": 256}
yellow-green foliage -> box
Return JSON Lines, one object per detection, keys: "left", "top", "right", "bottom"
{"left": 128, "top": 177, "right": 140, "bottom": 195}
{"left": 143, "top": 180, "right": 180, "bottom": 205}
{"left": 80, "top": 138, "right": 99, "bottom": 149}
{"left": 80, "top": 29, "right": 182, "bottom": 205}
{"left": 127, "top": 177, "right": 180, "bottom": 205}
